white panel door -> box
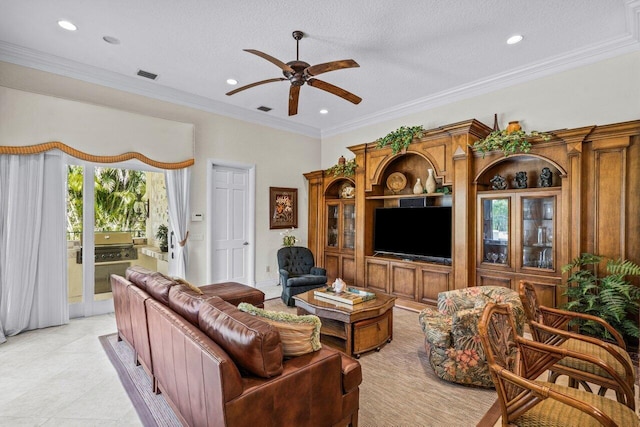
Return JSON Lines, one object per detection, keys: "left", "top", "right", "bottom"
{"left": 211, "top": 164, "right": 249, "bottom": 283}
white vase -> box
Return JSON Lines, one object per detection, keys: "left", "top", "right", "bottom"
{"left": 413, "top": 178, "right": 424, "bottom": 194}
{"left": 426, "top": 169, "right": 437, "bottom": 194}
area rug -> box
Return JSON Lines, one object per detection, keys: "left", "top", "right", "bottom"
{"left": 101, "top": 299, "right": 499, "bottom": 426}
{"left": 99, "top": 334, "right": 182, "bottom": 427}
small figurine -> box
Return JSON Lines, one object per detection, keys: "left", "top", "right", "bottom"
{"left": 539, "top": 167, "right": 552, "bottom": 187}
{"left": 332, "top": 278, "right": 346, "bottom": 294}
{"left": 514, "top": 171, "right": 528, "bottom": 189}
{"left": 490, "top": 174, "right": 507, "bottom": 190}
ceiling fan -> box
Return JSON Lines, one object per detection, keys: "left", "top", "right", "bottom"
{"left": 226, "top": 30, "right": 362, "bottom": 116}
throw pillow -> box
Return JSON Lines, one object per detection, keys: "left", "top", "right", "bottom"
{"left": 238, "top": 303, "right": 322, "bottom": 357}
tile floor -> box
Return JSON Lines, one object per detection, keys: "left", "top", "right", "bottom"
{"left": 0, "top": 313, "right": 140, "bottom": 426}
{"left": 0, "top": 282, "right": 280, "bottom": 426}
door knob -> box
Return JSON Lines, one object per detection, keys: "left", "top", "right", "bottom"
{"left": 243, "top": 242, "right": 249, "bottom": 246}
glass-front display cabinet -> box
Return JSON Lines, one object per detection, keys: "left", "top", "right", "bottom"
{"left": 521, "top": 196, "right": 555, "bottom": 271}
{"left": 478, "top": 191, "right": 559, "bottom": 275}
{"left": 342, "top": 203, "right": 355, "bottom": 250}
{"left": 325, "top": 201, "right": 355, "bottom": 250}
{"left": 324, "top": 189, "right": 356, "bottom": 284}
{"left": 480, "top": 197, "right": 510, "bottom": 267}
{"left": 327, "top": 203, "right": 339, "bottom": 248}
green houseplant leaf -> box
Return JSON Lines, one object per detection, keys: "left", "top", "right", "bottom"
{"left": 561, "top": 253, "right": 640, "bottom": 343}
{"left": 376, "top": 125, "right": 425, "bottom": 155}
{"left": 155, "top": 224, "right": 169, "bottom": 252}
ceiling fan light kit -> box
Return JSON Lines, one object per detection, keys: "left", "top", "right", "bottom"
{"left": 226, "top": 30, "right": 361, "bottom": 116}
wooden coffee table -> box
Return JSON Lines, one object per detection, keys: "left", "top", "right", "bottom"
{"left": 293, "top": 288, "right": 396, "bottom": 358}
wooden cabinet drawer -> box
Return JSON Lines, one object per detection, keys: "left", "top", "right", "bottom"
{"left": 353, "top": 310, "right": 391, "bottom": 355}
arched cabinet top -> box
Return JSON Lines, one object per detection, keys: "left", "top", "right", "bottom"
{"left": 369, "top": 151, "right": 440, "bottom": 189}
{"left": 324, "top": 176, "right": 356, "bottom": 200}
{"left": 473, "top": 154, "right": 567, "bottom": 190}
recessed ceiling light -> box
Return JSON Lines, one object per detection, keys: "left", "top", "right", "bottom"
{"left": 58, "top": 20, "right": 77, "bottom": 31}
{"left": 226, "top": 79, "right": 238, "bottom": 85}
{"left": 103, "top": 36, "right": 120, "bottom": 45}
{"left": 507, "top": 35, "right": 523, "bottom": 45}
{"left": 319, "top": 109, "right": 328, "bottom": 115}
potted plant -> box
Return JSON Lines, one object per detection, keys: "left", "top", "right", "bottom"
{"left": 471, "top": 123, "right": 551, "bottom": 158}
{"left": 376, "top": 125, "right": 425, "bottom": 155}
{"left": 326, "top": 157, "right": 357, "bottom": 177}
{"left": 156, "top": 224, "right": 169, "bottom": 252}
{"left": 279, "top": 227, "right": 299, "bottom": 247}
{"left": 561, "top": 253, "right": 640, "bottom": 344}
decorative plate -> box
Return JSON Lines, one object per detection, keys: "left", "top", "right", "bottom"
{"left": 386, "top": 172, "right": 407, "bottom": 193}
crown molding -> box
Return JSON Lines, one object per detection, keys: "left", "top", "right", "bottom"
{"left": 627, "top": 0, "right": 640, "bottom": 39}
{"left": 321, "top": 33, "right": 640, "bottom": 138}
{"left": 0, "top": 41, "right": 321, "bottom": 139}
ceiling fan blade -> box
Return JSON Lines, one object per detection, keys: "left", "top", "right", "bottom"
{"left": 243, "top": 49, "right": 294, "bottom": 73}
{"left": 307, "top": 78, "right": 362, "bottom": 105}
{"left": 225, "top": 78, "right": 287, "bottom": 96}
{"left": 305, "top": 59, "right": 360, "bottom": 77}
{"left": 288, "top": 85, "right": 300, "bottom": 116}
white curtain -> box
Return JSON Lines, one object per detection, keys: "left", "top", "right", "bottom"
{"left": 0, "top": 152, "right": 68, "bottom": 343}
{"left": 165, "top": 168, "right": 191, "bottom": 278}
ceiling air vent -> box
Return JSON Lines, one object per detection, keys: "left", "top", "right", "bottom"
{"left": 257, "top": 106, "right": 272, "bottom": 112}
{"left": 136, "top": 69, "right": 158, "bottom": 80}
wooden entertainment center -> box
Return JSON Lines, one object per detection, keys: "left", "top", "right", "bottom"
{"left": 305, "top": 119, "right": 640, "bottom": 309}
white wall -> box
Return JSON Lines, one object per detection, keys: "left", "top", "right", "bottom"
{"left": 0, "top": 61, "right": 320, "bottom": 287}
{"left": 2, "top": 51, "right": 639, "bottom": 287}
{"left": 321, "top": 51, "right": 640, "bottom": 167}
{"left": 0, "top": 87, "right": 194, "bottom": 163}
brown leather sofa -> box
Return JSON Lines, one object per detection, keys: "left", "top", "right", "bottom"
{"left": 112, "top": 266, "right": 266, "bottom": 382}
{"left": 111, "top": 267, "right": 362, "bottom": 427}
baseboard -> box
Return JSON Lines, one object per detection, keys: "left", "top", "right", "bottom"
{"left": 255, "top": 278, "right": 279, "bottom": 288}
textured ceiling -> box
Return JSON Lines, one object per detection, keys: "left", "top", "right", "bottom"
{"left": 1, "top": 0, "right": 638, "bottom": 137}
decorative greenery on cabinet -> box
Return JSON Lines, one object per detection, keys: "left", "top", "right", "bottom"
{"left": 472, "top": 128, "right": 551, "bottom": 157}
{"left": 326, "top": 158, "right": 357, "bottom": 177}
{"left": 376, "top": 125, "right": 425, "bottom": 155}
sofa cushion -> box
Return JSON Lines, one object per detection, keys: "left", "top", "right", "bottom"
{"left": 173, "top": 277, "right": 203, "bottom": 295}
{"left": 168, "top": 284, "right": 214, "bottom": 325}
{"left": 125, "top": 265, "right": 156, "bottom": 291}
{"left": 198, "top": 297, "right": 283, "bottom": 378}
{"left": 145, "top": 273, "right": 178, "bottom": 305}
{"left": 238, "top": 303, "right": 322, "bottom": 357}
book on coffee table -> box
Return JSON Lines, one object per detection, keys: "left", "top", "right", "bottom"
{"left": 313, "top": 287, "right": 376, "bottom": 305}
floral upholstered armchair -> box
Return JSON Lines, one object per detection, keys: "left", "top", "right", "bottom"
{"left": 418, "top": 286, "right": 525, "bottom": 388}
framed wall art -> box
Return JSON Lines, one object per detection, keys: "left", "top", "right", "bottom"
{"left": 269, "top": 187, "right": 298, "bottom": 229}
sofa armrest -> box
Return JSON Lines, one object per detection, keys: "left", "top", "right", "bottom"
{"left": 310, "top": 266, "right": 326, "bottom": 276}
{"left": 225, "top": 348, "right": 348, "bottom": 426}
{"left": 419, "top": 308, "right": 452, "bottom": 349}
{"left": 279, "top": 269, "right": 290, "bottom": 286}
{"left": 340, "top": 354, "right": 362, "bottom": 393}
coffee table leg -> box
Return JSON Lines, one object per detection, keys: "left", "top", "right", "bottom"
{"left": 345, "top": 323, "right": 353, "bottom": 358}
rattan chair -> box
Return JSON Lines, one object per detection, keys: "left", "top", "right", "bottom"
{"left": 519, "top": 281, "right": 636, "bottom": 409}
{"left": 478, "top": 302, "right": 639, "bottom": 427}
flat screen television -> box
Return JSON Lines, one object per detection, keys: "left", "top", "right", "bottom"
{"left": 373, "top": 206, "right": 452, "bottom": 263}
